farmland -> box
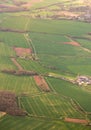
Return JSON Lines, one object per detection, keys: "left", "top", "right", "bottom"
{"left": 0, "top": 0, "right": 91, "bottom": 130}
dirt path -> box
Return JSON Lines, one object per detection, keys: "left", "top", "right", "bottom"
{"left": 81, "top": 47, "right": 91, "bottom": 53}
{"left": 11, "top": 58, "right": 23, "bottom": 70}
{"left": 64, "top": 117, "right": 89, "bottom": 124}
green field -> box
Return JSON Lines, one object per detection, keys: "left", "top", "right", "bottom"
{"left": 28, "top": 19, "right": 91, "bottom": 36}
{"left": 0, "top": 16, "right": 29, "bottom": 30}
{"left": 1, "top": 115, "right": 91, "bottom": 130}
{"left": 0, "top": 42, "right": 15, "bottom": 69}
{"left": 20, "top": 93, "right": 86, "bottom": 118}
{"left": 0, "top": 0, "right": 91, "bottom": 130}
{"left": 47, "top": 77, "right": 91, "bottom": 112}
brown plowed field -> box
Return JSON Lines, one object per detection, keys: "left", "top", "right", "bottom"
{"left": 64, "top": 42, "right": 80, "bottom": 46}
{"left": 65, "top": 118, "right": 89, "bottom": 124}
{"left": 13, "top": 47, "right": 32, "bottom": 57}
{"left": 34, "top": 76, "right": 50, "bottom": 92}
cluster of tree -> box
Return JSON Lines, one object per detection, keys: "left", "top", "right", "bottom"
{"left": 0, "top": 91, "right": 27, "bottom": 116}
{"left": 0, "top": 5, "right": 29, "bottom": 13}
{"left": 72, "top": 36, "right": 91, "bottom": 41}
{"left": 1, "top": 69, "right": 38, "bottom": 76}
{"left": 0, "top": 27, "right": 28, "bottom": 33}
{"left": 0, "top": 91, "right": 17, "bottom": 111}
{"left": 6, "top": 107, "right": 27, "bottom": 116}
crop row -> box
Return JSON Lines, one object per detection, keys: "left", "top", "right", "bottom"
{"left": 20, "top": 93, "right": 85, "bottom": 119}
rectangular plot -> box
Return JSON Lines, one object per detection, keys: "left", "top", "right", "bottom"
{"left": 34, "top": 76, "right": 51, "bottom": 92}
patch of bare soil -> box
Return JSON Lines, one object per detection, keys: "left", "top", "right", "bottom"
{"left": 0, "top": 112, "right": 6, "bottom": 117}
{"left": 65, "top": 118, "right": 89, "bottom": 124}
{"left": 34, "top": 76, "right": 51, "bottom": 92}
{"left": 13, "top": 47, "right": 32, "bottom": 57}
{"left": 64, "top": 41, "right": 80, "bottom": 46}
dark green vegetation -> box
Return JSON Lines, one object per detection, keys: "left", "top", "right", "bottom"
{"left": 0, "top": 0, "right": 91, "bottom": 130}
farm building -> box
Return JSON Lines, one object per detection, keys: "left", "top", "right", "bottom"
{"left": 76, "top": 76, "right": 91, "bottom": 86}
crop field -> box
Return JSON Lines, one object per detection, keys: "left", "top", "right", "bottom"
{"left": 17, "top": 59, "right": 50, "bottom": 74}
{"left": 28, "top": 31, "right": 91, "bottom": 75}
{"left": 1, "top": 115, "right": 91, "bottom": 130}
{"left": 47, "top": 77, "right": 91, "bottom": 112}
{"left": 76, "top": 39, "right": 91, "bottom": 50}
{"left": 31, "top": 0, "right": 85, "bottom": 9}
{"left": 0, "top": 42, "right": 15, "bottom": 70}
{"left": 28, "top": 19, "right": 91, "bottom": 36}
{"left": 0, "top": 32, "right": 30, "bottom": 48}
{"left": 20, "top": 93, "right": 86, "bottom": 118}
{"left": 0, "top": 74, "right": 39, "bottom": 94}
{"left": 0, "top": 0, "right": 91, "bottom": 130}
{"left": 0, "top": 16, "right": 29, "bottom": 30}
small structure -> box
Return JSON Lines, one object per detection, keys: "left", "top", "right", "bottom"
{"left": 76, "top": 76, "right": 91, "bottom": 86}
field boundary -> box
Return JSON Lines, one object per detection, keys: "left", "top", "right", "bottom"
{"left": 11, "top": 58, "right": 23, "bottom": 70}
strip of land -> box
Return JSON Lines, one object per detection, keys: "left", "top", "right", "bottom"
{"left": 64, "top": 117, "right": 89, "bottom": 124}
{"left": 34, "top": 75, "right": 51, "bottom": 92}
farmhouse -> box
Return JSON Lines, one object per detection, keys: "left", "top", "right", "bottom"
{"left": 76, "top": 76, "right": 91, "bottom": 86}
